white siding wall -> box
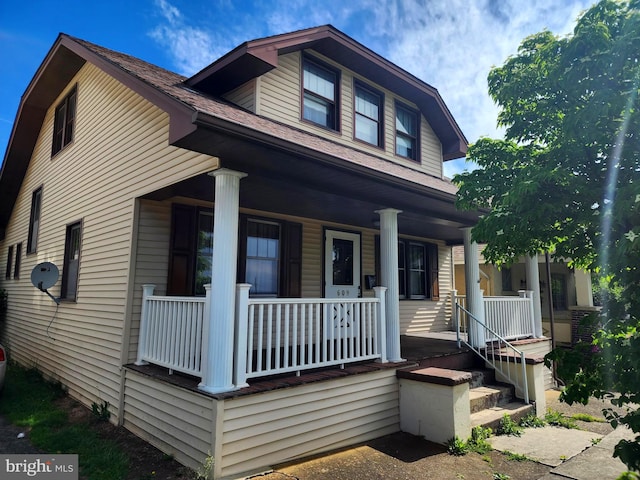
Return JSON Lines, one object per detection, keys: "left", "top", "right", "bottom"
{"left": 258, "top": 51, "right": 444, "bottom": 178}
{"left": 218, "top": 369, "right": 399, "bottom": 479}
{"left": 0, "top": 62, "right": 217, "bottom": 421}
{"left": 122, "top": 369, "right": 215, "bottom": 470}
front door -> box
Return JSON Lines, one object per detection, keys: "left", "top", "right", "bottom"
{"left": 324, "top": 230, "right": 361, "bottom": 340}
{"left": 324, "top": 230, "right": 361, "bottom": 299}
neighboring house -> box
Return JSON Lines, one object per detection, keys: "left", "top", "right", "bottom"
{"left": 453, "top": 245, "right": 597, "bottom": 345}
{"left": 0, "top": 26, "right": 490, "bottom": 478}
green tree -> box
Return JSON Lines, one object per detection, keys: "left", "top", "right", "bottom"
{"left": 453, "top": 0, "right": 640, "bottom": 471}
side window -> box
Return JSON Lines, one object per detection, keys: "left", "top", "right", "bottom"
{"left": 302, "top": 56, "right": 339, "bottom": 131}
{"left": 376, "top": 238, "right": 439, "bottom": 300}
{"left": 238, "top": 215, "right": 302, "bottom": 298}
{"left": 27, "top": 187, "right": 42, "bottom": 254}
{"left": 395, "top": 102, "right": 419, "bottom": 161}
{"left": 13, "top": 243, "right": 21, "bottom": 279}
{"left": 52, "top": 85, "right": 77, "bottom": 156}
{"left": 61, "top": 221, "right": 82, "bottom": 301}
{"left": 354, "top": 81, "right": 383, "bottom": 147}
{"left": 5, "top": 245, "right": 13, "bottom": 280}
{"left": 245, "top": 220, "right": 280, "bottom": 296}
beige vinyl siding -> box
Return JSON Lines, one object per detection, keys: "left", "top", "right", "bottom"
{"left": 218, "top": 369, "right": 399, "bottom": 478}
{"left": 0, "top": 62, "right": 217, "bottom": 422}
{"left": 126, "top": 199, "right": 172, "bottom": 364}
{"left": 222, "top": 80, "right": 256, "bottom": 112}
{"left": 259, "top": 50, "right": 445, "bottom": 178}
{"left": 123, "top": 369, "right": 214, "bottom": 470}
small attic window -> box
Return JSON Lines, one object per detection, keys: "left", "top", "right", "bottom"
{"left": 52, "top": 85, "right": 77, "bottom": 156}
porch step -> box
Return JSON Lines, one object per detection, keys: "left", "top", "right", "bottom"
{"left": 470, "top": 401, "right": 534, "bottom": 430}
{"left": 469, "top": 384, "right": 514, "bottom": 414}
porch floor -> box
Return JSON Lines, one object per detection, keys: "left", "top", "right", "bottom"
{"left": 125, "top": 332, "right": 472, "bottom": 400}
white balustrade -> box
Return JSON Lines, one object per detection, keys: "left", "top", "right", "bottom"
{"left": 136, "top": 285, "right": 207, "bottom": 377}
{"left": 453, "top": 292, "right": 534, "bottom": 341}
{"left": 137, "top": 285, "right": 388, "bottom": 387}
{"left": 235, "top": 286, "right": 387, "bottom": 385}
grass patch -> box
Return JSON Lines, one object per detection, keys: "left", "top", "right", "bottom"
{"left": 571, "top": 413, "right": 606, "bottom": 423}
{"left": 504, "top": 450, "right": 532, "bottom": 462}
{"left": 0, "top": 364, "right": 129, "bottom": 480}
{"left": 545, "top": 409, "right": 578, "bottom": 429}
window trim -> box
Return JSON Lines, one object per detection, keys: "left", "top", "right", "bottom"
{"left": 27, "top": 186, "right": 43, "bottom": 254}
{"left": 353, "top": 80, "right": 384, "bottom": 148}
{"left": 395, "top": 101, "right": 420, "bottom": 162}
{"left": 61, "top": 220, "right": 82, "bottom": 302}
{"left": 5, "top": 245, "right": 13, "bottom": 280}
{"left": 301, "top": 54, "right": 340, "bottom": 132}
{"left": 397, "top": 238, "right": 438, "bottom": 300}
{"left": 52, "top": 85, "right": 78, "bottom": 156}
{"left": 13, "top": 243, "right": 21, "bottom": 279}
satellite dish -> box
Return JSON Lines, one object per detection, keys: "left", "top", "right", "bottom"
{"left": 31, "top": 262, "right": 60, "bottom": 300}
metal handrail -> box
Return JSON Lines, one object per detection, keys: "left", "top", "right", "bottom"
{"left": 455, "top": 302, "right": 529, "bottom": 404}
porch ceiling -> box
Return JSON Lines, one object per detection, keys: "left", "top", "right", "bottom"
{"left": 148, "top": 124, "right": 481, "bottom": 244}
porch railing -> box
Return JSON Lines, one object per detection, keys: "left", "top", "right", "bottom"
{"left": 137, "top": 284, "right": 388, "bottom": 385}
{"left": 136, "top": 284, "right": 207, "bottom": 377}
{"left": 452, "top": 291, "right": 535, "bottom": 341}
{"left": 455, "top": 302, "right": 529, "bottom": 404}
{"left": 234, "top": 285, "right": 388, "bottom": 386}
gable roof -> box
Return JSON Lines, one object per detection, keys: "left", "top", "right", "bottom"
{"left": 0, "top": 27, "right": 470, "bottom": 239}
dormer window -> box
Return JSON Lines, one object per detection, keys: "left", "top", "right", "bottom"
{"left": 395, "top": 102, "right": 419, "bottom": 161}
{"left": 302, "top": 56, "right": 339, "bottom": 130}
{"left": 52, "top": 85, "right": 77, "bottom": 156}
{"left": 354, "top": 81, "right": 383, "bottom": 147}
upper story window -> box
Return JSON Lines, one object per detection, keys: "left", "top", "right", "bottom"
{"left": 27, "top": 187, "right": 42, "bottom": 254}
{"left": 354, "top": 81, "right": 383, "bottom": 147}
{"left": 395, "top": 102, "right": 419, "bottom": 161}
{"left": 302, "top": 56, "right": 339, "bottom": 130}
{"left": 52, "top": 85, "right": 77, "bottom": 156}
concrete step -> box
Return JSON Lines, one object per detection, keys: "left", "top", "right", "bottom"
{"left": 470, "top": 401, "right": 534, "bottom": 430}
{"left": 469, "top": 384, "right": 514, "bottom": 413}
{"left": 468, "top": 369, "right": 496, "bottom": 388}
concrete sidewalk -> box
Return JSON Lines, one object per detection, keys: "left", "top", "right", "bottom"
{"left": 490, "top": 424, "right": 633, "bottom": 480}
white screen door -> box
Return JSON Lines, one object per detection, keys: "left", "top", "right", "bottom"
{"left": 324, "top": 230, "right": 361, "bottom": 340}
{"left": 324, "top": 230, "right": 361, "bottom": 299}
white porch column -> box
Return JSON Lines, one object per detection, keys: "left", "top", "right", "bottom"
{"left": 525, "top": 255, "right": 543, "bottom": 338}
{"left": 199, "top": 168, "right": 247, "bottom": 394}
{"left": 462, "top": 228, "right": 485, "bottom": 347}
{"left": 574, "top": 269, "right": 594, "bottom": 307}
{"left": 376, "top": 208, "right": 404, "bottom": 362}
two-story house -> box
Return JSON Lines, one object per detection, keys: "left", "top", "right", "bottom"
{"left": 0, "top": 26, "right": 489, "bottom": 478}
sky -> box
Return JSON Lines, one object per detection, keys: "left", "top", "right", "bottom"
{"left": 0, "top": 0, "right": 595, "bottom": 177}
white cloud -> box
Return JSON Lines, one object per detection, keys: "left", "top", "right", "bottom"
{"left": 149, "top": 0, "right": 233, "bottom": 75}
